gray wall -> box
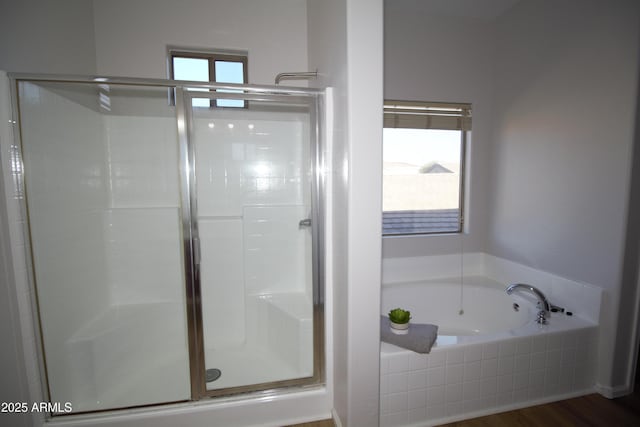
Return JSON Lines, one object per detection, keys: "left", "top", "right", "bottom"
{"left": 615, "top": 81, "right": 640, "bottom": 389}
{"left": 0, "top": 0, "right": 308, "bottom": 84}
{"left": 383, "top": 0, "right": 497, "bottom": 258}
{"left": 489, "top": 0, "right": 638, "bottom": 298}
{"left": 384, "top": 0, "right": 640, "bottom": 392}
{"left": 0, "top": 0, "right": 96, "bottom": 74}
{"left": 92, "top": 0, "right": 308, "bottom": 84}
{"left": 489, "top": 0, "right": 640, "bottom": 390}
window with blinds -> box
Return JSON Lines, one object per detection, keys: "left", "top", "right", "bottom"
{"left": 383, "top": 100, "right": 471, "bottom": 235}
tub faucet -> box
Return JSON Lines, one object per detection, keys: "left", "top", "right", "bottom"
{"left": 505, "top": 283, "right": 551, "bottom": 324}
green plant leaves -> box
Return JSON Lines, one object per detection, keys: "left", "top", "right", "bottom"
{"left": 388, "top": 308, "right": 411, "bottom": 324}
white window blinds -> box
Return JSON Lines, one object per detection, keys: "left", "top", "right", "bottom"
{"left": 384, "top": 100, "right": 472, "bottom": 131}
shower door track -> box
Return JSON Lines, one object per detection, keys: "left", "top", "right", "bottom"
{"left": 9, "top": 73, "right": 326, "bottom": 408}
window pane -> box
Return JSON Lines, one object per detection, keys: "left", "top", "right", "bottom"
{"left": 173, "top": 57, "right": 210, "bottom": 107}
{"left": 215, "top": 60, "right": 244, "bottom": 108}
{"left": 383, "top": 128, "right": 462, "bottom": 234}
{"left": 173, "top": 57, "right": 209, "bottom": 81}
{"left": 215, "top": 60, "right": 244, "bottom": 83}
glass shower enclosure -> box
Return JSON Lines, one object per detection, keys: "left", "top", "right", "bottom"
{"left": 11, "top": 75, "right": 324, "bottom": 414}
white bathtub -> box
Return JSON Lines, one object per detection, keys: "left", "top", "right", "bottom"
{"left": 382, "top": 276, "right": 534, "bottom": 338}
{"left": 380, "top": 276, "right": 599, "bottom": 427}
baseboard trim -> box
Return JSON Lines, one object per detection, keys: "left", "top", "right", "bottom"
{"left": 331, "top": 409, "right": 342, "bottom": 427}
{"left": 420, "top": 388, "right": 595, "bottom": 427}
{"left": 595, "top": 382, "right": 633, "bottom": 399}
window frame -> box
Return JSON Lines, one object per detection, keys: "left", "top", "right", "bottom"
{"left": 382, "top": 100, "right": 471, "bottom": 236}
{"left": 167, "top": 48, "right": 248, "bottom": 108}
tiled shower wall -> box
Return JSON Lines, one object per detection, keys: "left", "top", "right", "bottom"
{"left": 380, "top": 327, "right": 598, "bottom": 427}
{"left": 15, "top": 84, "right": 191, "bottom": 410}
{"left": 192, "top": 113, "right": 313, "bottom": 350}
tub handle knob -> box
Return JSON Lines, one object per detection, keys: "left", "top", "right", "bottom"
{"left": 536, "top": 310, "right": 548, "bottom": 324}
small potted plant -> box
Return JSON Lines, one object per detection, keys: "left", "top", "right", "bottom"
{"left": 388, "top": 308, "right": 411, "bottom": 335}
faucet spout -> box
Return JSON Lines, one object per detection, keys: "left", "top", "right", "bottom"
{"left": 505, "top": 283, "right": 551, "bottom": 324}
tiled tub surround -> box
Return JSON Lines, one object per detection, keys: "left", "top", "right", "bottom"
{"left": 380, "top": 253, "right": 601, "bottom": 426}
{"left": 380, "top": 326, "right": 597, "bottom": 426}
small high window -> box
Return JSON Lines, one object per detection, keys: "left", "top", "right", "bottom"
{"left": 383, "top": 100, "right": 471, "bottom": 235}
{"left": 168, "top": 49, "right": 248, "bottom": 107}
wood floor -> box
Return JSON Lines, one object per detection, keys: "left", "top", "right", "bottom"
{"left": 438, "top": 391, "right": 640, "bottom": 426}
{"left": 286, "top": 388, "right": 640, "bottom": 427}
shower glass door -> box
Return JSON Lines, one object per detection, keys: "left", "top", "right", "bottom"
{"left": 15, "top": 76, "right": 323, "bottom": 415}
{"left": 182, "top": 90, "right": 321, "bottom": 395}
{"left": 17, "top": 81, "right": 190, "bottom": 413}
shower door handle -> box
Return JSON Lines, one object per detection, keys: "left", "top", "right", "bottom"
{"left": 299, "top": 218, "right": 312, "bottom": 228}
{"left": 193, "top": 236, "right": 201, "bottom": 266}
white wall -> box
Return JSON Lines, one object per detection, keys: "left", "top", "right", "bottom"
{"left": 383, "top": 0, "right": 496, "bottom": 258}
{"left": 308, "top": 0, "right": 384, "bottom": 425}
{"left": 345, "top": 0, "right": 384, "bottom": 423}
{"left": 0, "top": 73, "right": 32, "bottom": 427}
{"left": 489, "top": 0, "right": 640, "bottom": 392}
{"left": 307, "top": 0, "right": 349, "bottom": 422}
{"left": 0, "top": 0, "right": 96, "bottom": 74}
{"left": 92, "top": 0, "right": 308, "bottom": 84}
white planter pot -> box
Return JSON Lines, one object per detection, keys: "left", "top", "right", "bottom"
{"left": 390, "top": 321, "right": 409, "bottom": 335}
